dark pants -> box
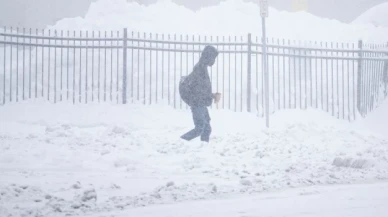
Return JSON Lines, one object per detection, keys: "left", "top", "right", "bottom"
{"left": 180, "top": 106, "right": 212, "bottom": 142}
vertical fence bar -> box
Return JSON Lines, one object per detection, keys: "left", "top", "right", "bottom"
{"left": 370, "top": 47, "right": 374, "bottom": 112}
{"left": 98, "top": 31, "right": 101, "bottom": 102}
{"left": 288, "top": 40, "right": 291, "bottom": 109}
{"left": 28, "top": 28, "right": 32, "bottom": 99}
{"left": 16, "top": 27, "right": 19, "bottom": 102}
{"left": 256, "top": 36, "right": 259, "bottom": 112}
{"left": 315, "top": 41, "right": 318, "bottom": 108}
{"left": 271, "top": 38, "right": 275, "bottom": 110}
{"left": 91, "top": 31, "right": 94, "bottom": 102}
{"left": 79, "top": 31, "right": 82, "bottom": 103}
{"left": 365, "top": 45, "right": 369, "bottom": 114}
{"left": 60, "top": 30, "right": 63, "bottom": 101}
{"left": 168, "top": 34, "right": 170, "bottom": 105}
{"left": 229, "top": 35, "right": 231, "bottom": 110}
{"left": 35, "top": 29, "right": 38, "bottom": 99}
{"left": 156, "top": 33, "right": 159, "bottom": 103}
{"left": 363, "top": 45, "right": 367, "bottom": 114}
{"left": 306, "top": 41, "right": 310, "bottom": 108}
{"left": 357, "top": 40, "right": 363, "bottom": 116}
{"left": 138, "top": 32, "right": 141, "bottom": 102}
{"left": 162, "top": 34, "right": 165, "bottom": 100}
{"left": 377, "top": 45, "right": 383, "bottom": 105}
{"left": 150, "top": 33, "right": 153, "bottom": 105}
{"left": 66, "top": 30, "right": 69, "bottom": 101}
{"left": 47, "top": 29, "right": 51, "bottom": 101}
{"left": 110, "top": 31, "right": 113, "bottom": 102}
{"left": 353, "top": 43, "right": 357, "bottom": 120}
{"left": 283, "top": 39, "right": 286, "bottom": 109}
{"left": 10, "top": 27, "right": 13, "bottom": 102}
{"left": 144, "top": 32, "right": 147, "bottom": 105}
{"left": 347, "top": 43, "right": 351, "bottom": 121}
{"left": 54, "top": 30, "right": 57, "bottom": 103}
{"left": 367, "top": 46, "right": 372, "bottom": 113}
{"left": 235, "top": 36, "right": 237, "bottom": 112}
{"left": 341, "top": 43, "right": 345, "bottom": 119}
{"left": 292, "top": 41, "right": 296, "bottom": 108}
{"left": 368, "top": 47, "right": 373, "bottom": 112}
{"left": 22, "top": 28, "right": 25, "bottom": 101}
{"left": 247, "top": 33, "right": 252, "bottom": 112}
{"left": 336, "top": 42, "right": 340, "bottom": 119}
{"left": 122, "top": 28, "right": 128, "bottom": 104}
{"left": 174, "top": 34, "right": 177, "bottom": 108}
{"left": 320, "top": 42, "right": 323, "bottom": 110}
{"left": 277, "top": 38, "right": 286, "bottom": 110}
{"left": 222, "top": 36, "right": 225, "bottom": 109}
{"left": 132, "top": 31, "right": 135, "bottom": 103}
{"left": 73, "top": 31, "right": 76, "bottom": 104}
{"left": 179, "top": 34, "right": 183, "bottom": 108}
{"left": 374, "top": 46, "right": 380, "bottom": 109}
{"left": 2, "top": 27, "right": 5, "bottom": 104}
{"left": 277, "top": 38, "right": 281, "bottom": 109}
{"left": 310, "top": 41, "right": 313, "bottom": 108}
{"left": 300, "top": 41, "right": 304, "bottom": 109}
{"left": 330, "top": 42, "right": 334, "bottom": 116}
{"left": 41, "top": 29, "right": 44, "bottom": 98}
{"left": 304, "top": 42, "right": 308, "bottom": 109}
{"left": 324, "top": 42, "right": 328, "bottom": 112}
{"left": 86, "top": 31, "right": 89, "bottom": 103}
{"left": 186, "top": 34, "right": 189, "bottom": 109}
{"left": 116, "top": 30, "right": 119, "bottom": 103}
{"left": 104, "top": 31, "right": 107, "bottom": 102}
{"left": 241, "top": 36, "right": 243, "bottom": 112}
{"left": 365, "top": 48, "right": 370, "bottom": 113}
{"left": 372, "top": 45, "right": 376, "bottom": 110}
{"left": 216, "top": 35, "right": 219, "bottom": 109}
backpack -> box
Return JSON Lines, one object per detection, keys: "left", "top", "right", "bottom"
{"left": 179, "top": 75, "right": 193, "bottom": 106}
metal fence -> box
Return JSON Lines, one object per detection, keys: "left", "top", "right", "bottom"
{"left": 1, "top": 27, "right": 388, "bottom": 121}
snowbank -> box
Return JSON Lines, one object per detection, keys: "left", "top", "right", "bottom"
{"left": 48, "top": 0, "right": 388, "bottom": 43}
{"left": 357, "top": 99, "right": 388, "bottom": 136}
{"left": 1, "top": 101, "right": 388, "bottom": 216}
{"left": 352, "top": 3, "right": 388, "bottom": 28}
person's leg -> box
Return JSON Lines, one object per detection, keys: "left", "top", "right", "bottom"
{"left": 200, "top": 107, "right": 212, "bottom": 142}
{"left": 180, "top": 107, "right": 206, "bottom": 141}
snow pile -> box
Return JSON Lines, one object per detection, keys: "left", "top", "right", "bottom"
{"left": 357, "top": 99, "right": 388, "bottom": 136}
{"left": 1, "top": 101, "right": 388, "bottom": 216}
{"left": 352, "top": 3, "right": 388, "bottom": 28}
{"left": 48, "top": 0, "right": 388, "bottom": 43}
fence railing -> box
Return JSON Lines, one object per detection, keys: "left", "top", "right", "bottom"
{"left": 1, "top": 27, "right": 388, "bottom": 121}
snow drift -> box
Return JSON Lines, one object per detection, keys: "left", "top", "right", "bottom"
{"left": 1, "top": 101, "right": 388, "bottom": 216}
{"left": 352, "top": 2, "right": 388, "bottom": 28}
{"left": 48, "top": 0, "right": 388, "bottom": 43}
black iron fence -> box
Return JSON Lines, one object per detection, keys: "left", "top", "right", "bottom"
{"left": 0, "top": 27, "right": 387, "bottom": 121}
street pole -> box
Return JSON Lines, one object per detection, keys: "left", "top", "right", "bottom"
{"left": 260, "top": 0, "right": 269, "bottom": 128}
{"left": 262, "top": 17, "right": 269, "bottom": 128}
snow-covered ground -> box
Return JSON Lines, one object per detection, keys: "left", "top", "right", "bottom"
{"left": 91, "top": 182, "right": 388, "bottom": 217}
{"left": 1, "top": 0, "right": 388, "bottom": 216}
{"left": 1, "top": 100, "right": 388, "bottom": 216}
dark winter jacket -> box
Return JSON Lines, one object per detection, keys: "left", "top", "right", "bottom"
{"left": 186, "top": 62, "right": 213, "bottom": 107}
{"left": 179, "top": 45, "right": 218, "bottom": 107}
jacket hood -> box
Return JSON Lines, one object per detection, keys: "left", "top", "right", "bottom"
{"left": 199, "top": 45, "right": 219, "bottom": 66}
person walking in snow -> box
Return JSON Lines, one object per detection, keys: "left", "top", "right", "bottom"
{"left": 179, "top": 45, "right": 221, "bottom": 144}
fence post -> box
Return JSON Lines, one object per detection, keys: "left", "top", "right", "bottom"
{"left": 384, "top": 42, "right": 388, "bottom": 97}
{"left": 247, "top": 33, "right": 252, "bottom": 112}
{"left": 357, "top": 40, "right": 363, "bottom": 117}
{"left": 122, "top": 28, "right": 128, "bottom": 104}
